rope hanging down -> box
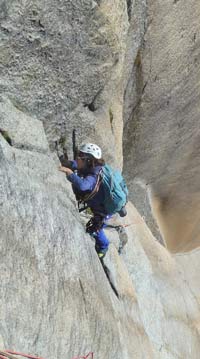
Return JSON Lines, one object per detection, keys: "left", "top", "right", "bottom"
{"left": 0, "top": 350, "right": 94, "bottom": 359}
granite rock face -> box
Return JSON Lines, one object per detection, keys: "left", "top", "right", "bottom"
{"left": 1, "top": 99, "right": 200, "bottom": 359}
{"left": 0, "top": 104, "right": 155, "bottom": 359}
{"left": 0, "top": 0, "right": 130, "bottom": 167}
{"left": 123, "top": 0, "right": 200, "bottom": 252}
{"left": 1, "top": 0, "right": 200, "bottom": 358}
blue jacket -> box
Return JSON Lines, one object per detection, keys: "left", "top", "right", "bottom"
{"left": 67, "top": 161, "right": 106, "bottom": 214}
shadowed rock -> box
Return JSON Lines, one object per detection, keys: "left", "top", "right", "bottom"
{"left": 123, "top": 0, "right": 200, "bottom": 252}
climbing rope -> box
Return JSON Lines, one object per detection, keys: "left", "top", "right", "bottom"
{"left": 105, "top": 222, "right": 135, "bottom": 230}
{"left": 0, "top": 350, "right": 94, "bottom": 359}
{"left": 4, "top": 351, "right": 46, "bottom": 359}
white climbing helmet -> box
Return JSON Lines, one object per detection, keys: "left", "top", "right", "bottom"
{"left": 79, "top": 143, "right": 102, "bottom": 159}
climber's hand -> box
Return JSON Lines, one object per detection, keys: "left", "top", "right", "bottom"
{"left": 59, "top": 166, "right": 73, "bottom": 176}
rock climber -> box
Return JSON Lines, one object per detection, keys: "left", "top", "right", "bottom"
{"left": 59, "top": 143, "right": 115, "bottom": 259}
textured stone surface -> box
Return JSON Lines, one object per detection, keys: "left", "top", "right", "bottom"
{"left": 0, "top": 0, "right": 130, "bottom": 168}
{"left": 122, "top": 203, "right": 200, "bottom": 358}
{"left": 1, "top": 106, "right": 200, "bottom": 358}
{"left": 0, "top": 104, "right": 156, "bottom": 359}
{"left": 0, "top": 96, "right": 49, "bottom": 153}
{"left": 1, "top": 1, "right": 200, "bottom": 357}
{"left": 122, "top": 0, "right": 163, "bottom": 242}
{"left": 123, "top": 0, "right": 200, "bottom": 251}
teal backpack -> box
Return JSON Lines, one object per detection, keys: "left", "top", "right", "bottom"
{"left": 79, "top": 164, "right": 128, "bottom": 215}
{"left": 100, "top": 164, "right": 128, "bottom": 214}
{"left": 89, "top": 165, "right": 128, "bottom": 214}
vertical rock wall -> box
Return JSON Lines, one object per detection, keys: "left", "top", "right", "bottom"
{"left": 0, "top": 101, "right": 157, "bottom": 359}
{"left": 0, "top": 0, "right": 130, "bottom": 168}
{"left": 1, "top": 111, "right": 200, "bottom": 358}
{"left": 1, "top": 1, "right": 200, "bottom": 358}
{"left": 123, "top": 0, "right": 200, "bottom": 251}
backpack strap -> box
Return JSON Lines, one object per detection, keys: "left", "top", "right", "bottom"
{"left": 79, "top": 169, "right": 103, "bottom": 203}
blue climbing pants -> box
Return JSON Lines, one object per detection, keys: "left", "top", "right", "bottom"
{"left": 86, "top": 214, "right": 112, "bottom": 253}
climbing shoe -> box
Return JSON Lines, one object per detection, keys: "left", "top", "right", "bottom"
{"left": 97, "top": 252, "right": 106, "bottom": 260}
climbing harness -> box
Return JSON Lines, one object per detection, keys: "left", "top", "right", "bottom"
{"left": 0, "top": 350, "right": 94, "bottom": 359}
{"left": 86, "top": 215, "right": 105, "bottom": 233}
